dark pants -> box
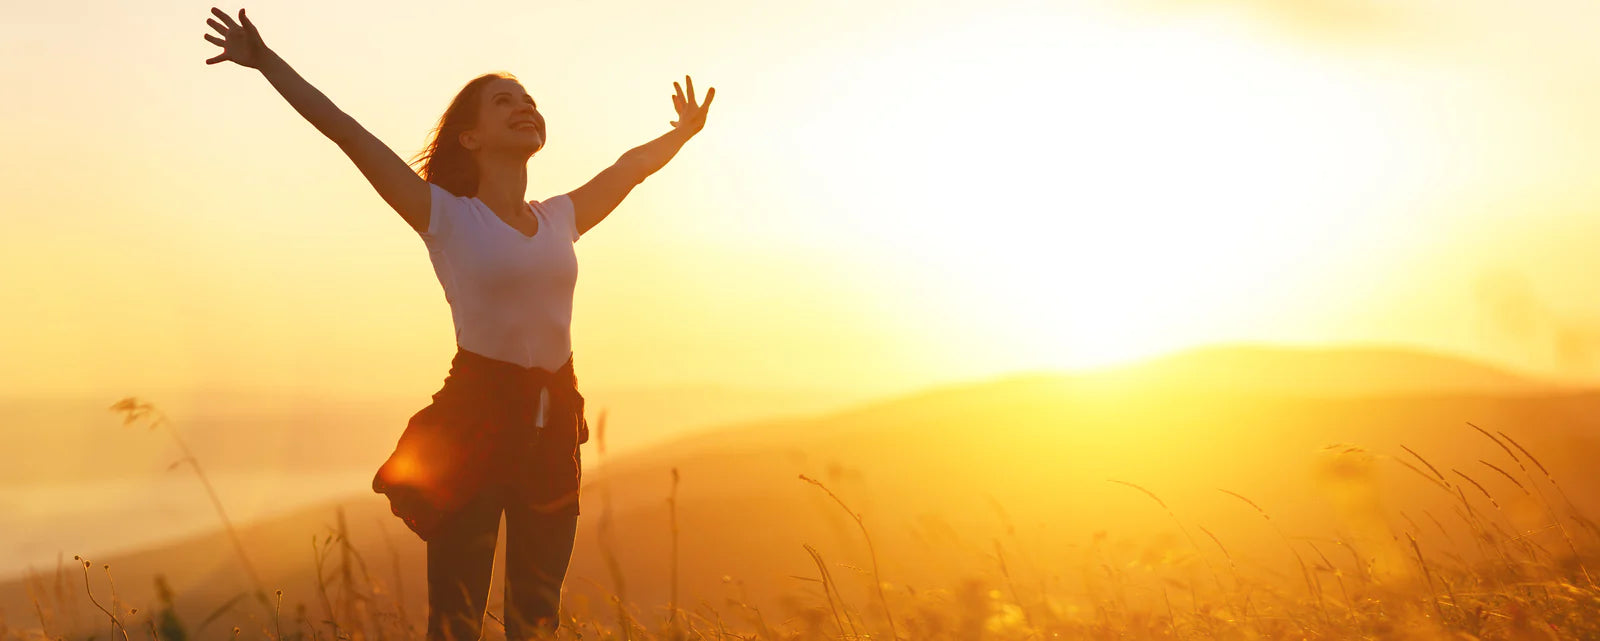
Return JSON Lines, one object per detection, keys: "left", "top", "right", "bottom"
{"left": 426, "top": 485, "right": 578, "bottom": 641}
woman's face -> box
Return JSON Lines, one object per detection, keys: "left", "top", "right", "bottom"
{"left": 460, "top": 77, "right": 545, "bottom": 156}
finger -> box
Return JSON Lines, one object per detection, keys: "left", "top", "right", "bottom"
{"left": 700, "top": 86, "right": 715, "bottom": 112}
{"left": 211, "top": 7, "right": 240, "bottom": 30}
{"left": 672, "top": 92, "right": 684, "bottom": 113}
{"left": 673, "top": 81, "right": 684, "bottom": 105}
{"left": 204, "top": 33, "right": 225, "bottom": 47}
{"left": 207, "top": 18, "right": 229, "bottom": 36}
{"left": 206, "top": 52, "right": 229, "bottom": 65}
{"left": 685, "top": 75, "right": 696, "bottom": 107}
{"left": 239, "top": 8, "right": 257, "bottom": 34}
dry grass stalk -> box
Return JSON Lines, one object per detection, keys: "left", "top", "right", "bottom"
{"left": 799, "top": 473, "right": 899, "bottom": 641}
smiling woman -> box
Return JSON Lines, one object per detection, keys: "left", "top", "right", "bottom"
{"left": 198, "top": 5, "right": 716, "bottom": 640}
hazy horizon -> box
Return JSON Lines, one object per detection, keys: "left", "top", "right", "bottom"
{"left": 9, "top": 340, "right": 1600, "bottom": 635}
{"left": 1, "top": 338, "right": 1584, "bottom": 584}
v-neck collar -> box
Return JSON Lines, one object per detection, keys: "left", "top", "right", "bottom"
{"left": 474, "top": 197, "right": 540, "bottom": 240}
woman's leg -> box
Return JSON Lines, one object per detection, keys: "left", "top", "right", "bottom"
{"left": 502, "top": 505, "right": 579, "bottom": 640}
{"left": 426, "top": 489, "right": 504, "bottom": 641}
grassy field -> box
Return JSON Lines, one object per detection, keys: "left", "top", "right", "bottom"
{"left": 10, "top": 354, "right": 1600, "bottom": 641}
{"left": 10, "top": 435, "right": 1599, "bottom": 640}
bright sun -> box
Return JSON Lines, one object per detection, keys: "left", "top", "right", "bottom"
{"left": 793, "top": 8, "right": 1429, "bottom": 371}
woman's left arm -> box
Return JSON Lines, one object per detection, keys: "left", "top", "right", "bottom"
{"left": 569, "top": 75, "right": 715, "bottom": 235}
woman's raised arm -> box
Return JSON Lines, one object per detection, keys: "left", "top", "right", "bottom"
{"left": 568, "top": 75, "right": 715, "bottom": 235}
{"left": 204, "top": 7, "right": 430, "bottom": 232}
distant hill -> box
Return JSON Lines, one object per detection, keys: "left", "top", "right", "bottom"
{"left": 6, "top": 344, "right": 1598, "bottom": 637}
{"left": 1086, "top": 343, "right": 1558, "bottom": 396}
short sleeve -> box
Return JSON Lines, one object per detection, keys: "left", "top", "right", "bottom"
{"left": 536, "top": 194, "right": 581, "bottom": 242}
{"left": 421, "top": 182, "right": 461, "bottom": 242}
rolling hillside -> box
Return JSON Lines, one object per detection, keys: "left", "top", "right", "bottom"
{"left": 7, "top": 344, "right": 1597, "bottom": 637}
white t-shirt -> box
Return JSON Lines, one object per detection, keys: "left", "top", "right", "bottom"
{"left": 418, "top": 182, "right": 581, "bottom": 371}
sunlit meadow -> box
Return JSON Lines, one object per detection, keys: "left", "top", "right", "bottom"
{"left": 11, "top": 0, "right": 1600, "bottom": 640}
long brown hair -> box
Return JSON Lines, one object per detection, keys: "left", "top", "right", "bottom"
{"left": 412, "top": 72, "right": 517, "bottom": 198}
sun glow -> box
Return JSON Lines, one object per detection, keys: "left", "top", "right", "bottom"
{"left": 10, "top": 0, "right": 1596, "bottom": 402}
{"left": 784, "top": 11, "right": 1437, "bottom": 371}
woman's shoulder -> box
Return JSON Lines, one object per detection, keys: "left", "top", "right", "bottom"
{"left": 430, "top": 182, "right": 476, "bottom": 209}
{"left": 527, "top": 192, "right": 573, "bottom": 210}
{"left": 420, "top": 182, "right": 478, "bottom": 240}
{"left": 529, "top": 193, "right": 579, "bottom": 242}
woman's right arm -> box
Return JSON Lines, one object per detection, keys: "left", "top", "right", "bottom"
{"left": 205, "top": 7, "right": 430, "bottom": 233}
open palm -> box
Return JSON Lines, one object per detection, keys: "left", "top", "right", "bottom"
{"left": 670, "top": 75, "right": 716, "bottom": 136}
{"left": 203, "top": 7, "right": 267, "bottom": 68}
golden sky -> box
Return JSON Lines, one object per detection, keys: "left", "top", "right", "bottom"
{"left": 7, "top": 0, "right": 1600, "bottom": 404}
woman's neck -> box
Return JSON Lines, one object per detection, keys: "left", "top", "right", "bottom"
{"left": 474, "top": 154, "right": 530, "bottom": 217}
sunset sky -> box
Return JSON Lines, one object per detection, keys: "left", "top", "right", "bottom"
{"left": 8, "top": 0, "right": 1600, "bottom": 406}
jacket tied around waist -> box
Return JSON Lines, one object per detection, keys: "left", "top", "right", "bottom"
{"left": 372, "top": 346, "right": 589, "bottom": 541}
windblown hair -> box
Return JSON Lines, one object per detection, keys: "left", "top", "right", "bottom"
{"left": 412, "top": 72, "right": 518, "bottom": 198}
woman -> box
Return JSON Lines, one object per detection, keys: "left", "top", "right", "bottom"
{"left": 202, "top": 7, "right": 714, "bottom": 640}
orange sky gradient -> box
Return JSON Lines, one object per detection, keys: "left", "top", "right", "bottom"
{"left": 8, "top": 0, "right": 1600, "bottom": 408}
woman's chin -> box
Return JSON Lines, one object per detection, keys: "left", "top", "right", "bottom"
{"left": 502, "top": 141, "right": 543, "bottom": 158}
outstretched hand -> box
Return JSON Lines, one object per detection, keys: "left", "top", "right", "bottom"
{"left": 670, "top": 75, "right": 716, "bottom": 136}
{"left": 204, "top": 7, "right": 268, "bottom": 68}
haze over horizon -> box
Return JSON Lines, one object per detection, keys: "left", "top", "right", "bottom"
{"left": 10, "top": 337, "right": 1600, "bottom": 631}
{"left": 0, "top": 341, "right": 1574, "bottom": 493}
